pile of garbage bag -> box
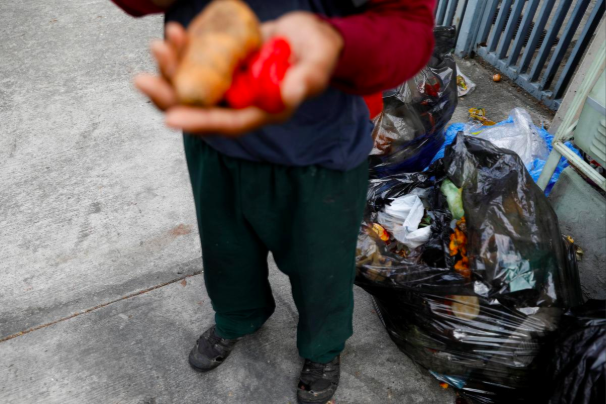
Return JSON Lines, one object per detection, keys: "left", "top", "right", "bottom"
{"left": 369, "top": 26, "right": 458, "bottom": 177}
{"left": 356, "top": 134, "right": 584, "bottom": 403}
{"left": 431, "top": 109, "right": 582, "bottom": 194}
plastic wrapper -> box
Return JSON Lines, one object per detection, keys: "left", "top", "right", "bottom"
{"left": 544, "top": 300, "right": 605, "bottom": 404}
{"left": 432, "top": 114, "right": 582, "bottom": 194}
{"left": 369, "top": 26, "right": 458, "bottom": 177}
{"left": 356, "top": 134, "right": 583, "bottom": 403}
{"left": 378, "top": 194, "right": 432, "bottom": 249}
{"left": 456, "top": 67, "right": 476, "bottom": 97}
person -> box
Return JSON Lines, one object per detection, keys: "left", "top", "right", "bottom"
{"left": 111, "top": 1, "right": 435, "bottom": 402}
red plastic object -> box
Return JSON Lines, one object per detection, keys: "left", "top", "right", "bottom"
{"left": 363, "top": 92, "right": 384, "bottom": 119}
{"left": 225, "top": 38, "right": 292, "bottom": 113}
{"left": 424, "top": 80, "right": 441, "bottom": 97}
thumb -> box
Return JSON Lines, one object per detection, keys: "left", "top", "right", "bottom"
{"left": 280, "top": 64, "right": 328, "bottom": 107}
{"left": 280, "top": 67, "right": 308, "bottom": 107}
{"left": 260, "top": 21, "right": 278, "bottom": 41}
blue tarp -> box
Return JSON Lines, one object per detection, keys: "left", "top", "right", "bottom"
{"left": 429, "top": 118, "right": 581, "bottom": 194}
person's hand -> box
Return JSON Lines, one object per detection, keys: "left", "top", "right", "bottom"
{"left": 135, "top": 13, "right": 343, "bottom": 136}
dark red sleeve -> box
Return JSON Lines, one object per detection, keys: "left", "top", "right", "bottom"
{"left": 325, "top": 0, "right": 436, "bottom": 95}
{"left": 111, "top": 0, "right": 164, "bottom": 17}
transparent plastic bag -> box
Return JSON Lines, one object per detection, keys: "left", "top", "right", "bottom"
{"left": 356, "top": 134, "right": 583, "bottom": 403}
{"left": 369, "top": 26, "right": 458, "bottom": 177}
{"left": 433, "top": 119, "right": 582, "bottom": 194}
{"left": 468, "top": 108, "right": 550, "bottom": 167}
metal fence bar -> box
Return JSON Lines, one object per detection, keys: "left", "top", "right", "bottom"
{"left": 453, "top": 0, "right": 469, "bottom": 28}
{"left": 436, "top": 0, "right": 449, "bottom": 25}
{"left": 519, "top": 0, "right": 556, "bottom": 74}
{"left": 497, "top": 0, "right": 526, "bottom": 59}
{"left": 554, "top": 0, "right": 606, "bottom": 99}
{"left": 488, "top": 0, "right": 514, "bottom": 52}
{"left": 453, "top": 0, "right": 606, "bottom": 111}
{"left": 507, "top": 0, "right": 540, "bottom": 66}
{"left": 444, "top": 0, "right": 460, "bottom": 26}
{"left": 540, "top": 0, "right": 592, "bottom": 90}
{"left": 477, "top": 0, "right": 500, "bottom": 44}
{"left": 455, "top": 0, "right": 489, "bottom": 57}
{"left": 529, "top": 0, "right": 574, "bottom": 82}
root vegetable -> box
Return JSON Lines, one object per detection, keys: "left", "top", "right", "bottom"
{"left": 173, "top": 0, "right": 262, "bottom": 106}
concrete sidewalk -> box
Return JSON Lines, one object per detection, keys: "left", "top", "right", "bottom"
{"left": 1, "top": 265, "right": 452, "bottom": 404}
{"left": 0, "top": 1, "right": 552, "bottom": 403}
{"left": 452, "top": 57, "right": 553, "bottom": 127}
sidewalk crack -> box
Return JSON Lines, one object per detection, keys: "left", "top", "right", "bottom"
{"left": 0, "top": 271, "right": 203, "bottom": 343}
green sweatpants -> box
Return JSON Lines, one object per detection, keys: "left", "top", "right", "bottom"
{"left": 184, "top": 137, "right": 368, "bottom": 363}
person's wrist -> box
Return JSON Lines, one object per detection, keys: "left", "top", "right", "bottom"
{"left": 318, "top": 18, "right": 344, "bottom": 65}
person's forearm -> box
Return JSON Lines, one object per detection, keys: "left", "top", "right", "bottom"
{"left": 112, "top": 0, "right": 435, "bottom": 95}
{"left": 325, "top": 0, "right": 436, "bottom": 95}
{"left": 150, "top": 0, "right": 177, "bottom": 7}
{"left": 111, "top": 0, "right": 170, "bottom": 17}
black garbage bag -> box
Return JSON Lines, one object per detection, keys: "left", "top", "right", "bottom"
{"left": 356, "top": 134, "right": 584, "bottom": 403}
{"left": 544, "top": 300, "right": 605, "bottom": 404}
{"left": 369, "top": 26, "right": 458, "bottom": 177}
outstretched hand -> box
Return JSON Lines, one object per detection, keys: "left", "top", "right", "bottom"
{"left": 135, "top": 13, "right": 343, "bottom": 136}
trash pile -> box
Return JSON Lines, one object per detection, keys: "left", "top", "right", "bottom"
{"left": 431, "top": 108, "right": 582, "bottom": 194}
{"left": 369, "top": 26, "right": 458, "bottom": 177}
{"left": 466, "top": 108, "right": 550, "bottom": 166}
{"left": 356, "top": 135, "right": 584, "bottom": 403}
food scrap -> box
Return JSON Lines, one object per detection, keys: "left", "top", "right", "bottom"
{"left": 440, "top": 179, "right": 464, "bottom": 220}
{"left": 456, "top": 75, "right": 467, "bottom": 92}
{"left": 468, "top": 107, "right": 496, "bottom": 126}
{"left": 451, "top": 295, "right": 480, "bottom": 320}
{"left": 450, "top": 217, "right": 470, "bottom": 278}
{"left": 371, "top": 223, "right": 390, "bottom": 242}
{"left": 456, "top": 66, "right": 476, "bottom": 97}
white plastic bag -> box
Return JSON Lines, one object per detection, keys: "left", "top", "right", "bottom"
{"left": 378, "top": 194, "right": 431, "bottom": 249}
{"left": 468, "top": 108, "right": 549, "bottom": 166}
{"left": 394, "top": 226, "right": 432, "bottom": 249}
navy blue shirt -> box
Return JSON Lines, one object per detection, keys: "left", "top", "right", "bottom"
{"left": 166, "top": 0, "right": 374, "bottom": 171}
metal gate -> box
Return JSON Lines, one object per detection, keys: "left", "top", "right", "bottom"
{"left": 435, "top": 0, "right": 468, "bottom": 29}
{"left": 438, "top": 0, "right": 605, "bottom": 110}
